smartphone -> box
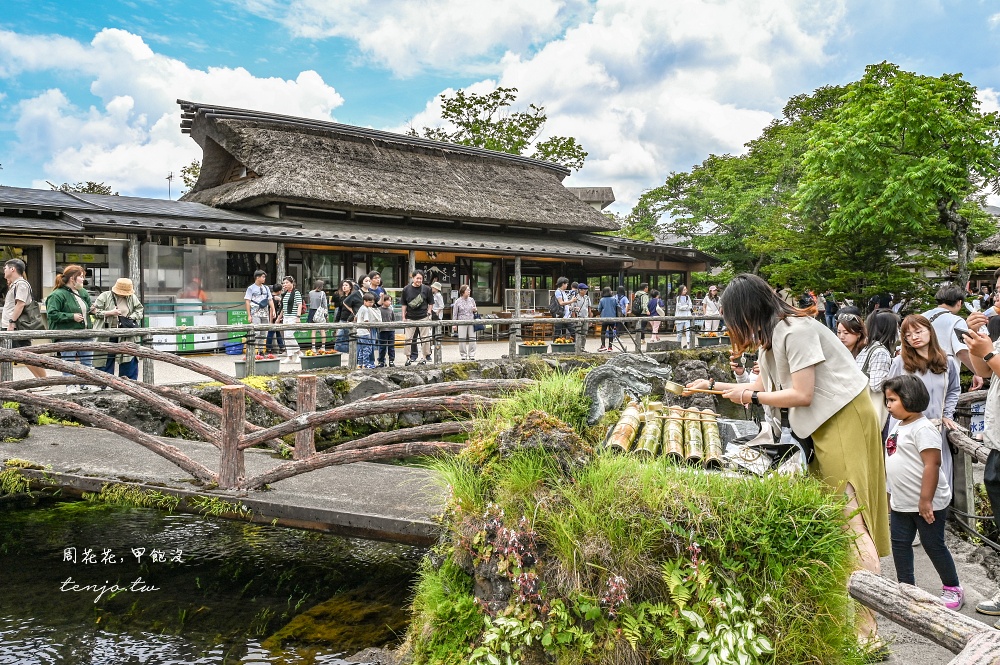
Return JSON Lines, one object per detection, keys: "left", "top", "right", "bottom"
{"left": 955, "top": 327, "right": 970, "bottom": 343}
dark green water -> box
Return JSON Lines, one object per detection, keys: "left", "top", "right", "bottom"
{"left": 0, "top": 499, "right": 424, "bottom": 664}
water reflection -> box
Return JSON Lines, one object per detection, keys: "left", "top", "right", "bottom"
{"left": 0, "top": 500, "right": 422, "bottom": 664}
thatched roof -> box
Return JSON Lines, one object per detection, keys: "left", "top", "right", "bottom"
{"left": 978, "top": 232, "right": 1000, "bottom": 253}
{"left": 177, "top": 101, "right": 616, "bottom": 232}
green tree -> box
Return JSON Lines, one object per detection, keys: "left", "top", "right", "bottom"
{"left": 54, "top": 181, "right": 118, "bottom": 195}
{"left": 180, "top": 159, "right": 201, "bottom": 194}
{"left": 412, "top": 87, "right": 587, "bottom": 171}
{"left": 797, "top": 62, "right": 1000, "bottom": 286}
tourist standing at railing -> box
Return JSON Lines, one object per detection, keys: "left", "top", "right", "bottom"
{"left": 703, "top": 285, "right": 722, "bottom": 332}
{"left": 334, "top": 279, "right": 362, "bottom": 354}
{"left": 266, "top": 283, "right": 285, "bottom": 355}
{"left": 431, "top": 281, "right": 445, "bottom": 350}
{"left": 377, "top": 293, "right": 396, "bottom": 367}
{"left": 597, "top": 287, "right": 618, "bottom": 352}
{"left": 279, "top": 276, "right": 303, "bottom": 364}
{"left": 647, "top": 289, "right": 664, "bottom": 342}
{"left": 244, "top": 270, "right": 274, "bottom": 355}
{"left": 45, "top": 264, "right": 94, "bottom": 394}
{"left": 674, "top": 285, "right": 693, "bottom": 348}
{"left": 452, "top": 284, "right": 478, "bottom": 361}
{"left": 307, "top": 280, "right": 328, "bottom": 352}
{"left": 402, "top": 271, "right": 433, "bottom": 365}
{"left": 553, "top": 277, "right": 576, "bottom": 340}
{"left": 368, "top": 270, "right": 386, "bottom": 301}
{"left": 91, "top": 278, "right": 143, "bottom": 381}
{"left": 2, "top": 258, "right": 47, "bottom": 381}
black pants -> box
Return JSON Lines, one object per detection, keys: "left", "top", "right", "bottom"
{"left": 890, "top": 508, "right": 959, "bottom": 587}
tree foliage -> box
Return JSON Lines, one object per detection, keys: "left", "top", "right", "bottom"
{"left": 412, "top": 87, "right": 587, "bottom": 171}
{"left": 629, "top": 65, "right": 998, "bottom": 301}
{"left": 55, "top": 181, "right": 118, "bottom": 196}
{"left": 798, "top": 61, "right": 1000, "bottom": 287}
{"left": 180, "top": 160, "right": 201, "bottom": 194}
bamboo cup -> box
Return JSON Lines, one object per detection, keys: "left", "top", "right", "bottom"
{"left": 684, "top": 412, "right": 704, "bottom": 465}
{"left": 662, "top": 406, "right": 685, "bottom": 462}
{"left": 700, "top": 408, "right": 724, "bottom": 470}
{"left": 607, "top": 402, "right": 642, "bottom": 453}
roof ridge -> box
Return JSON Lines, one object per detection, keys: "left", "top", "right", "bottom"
{"left": 177, "top": 99, "right": 571, "bottom": 177}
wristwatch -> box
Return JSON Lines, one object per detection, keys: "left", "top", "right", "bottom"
{"left": 751, "top": 391, "right": 760, "bottom": 406}
{"left": 985, "top": 352, "right": 997, "bottom": 363}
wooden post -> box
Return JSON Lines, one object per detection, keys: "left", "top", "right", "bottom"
{"left": 0, "top": 336, "right": 12, "bottom": 382}
{"left": 127, "top": 234, "right": 142, "bottom": 296}
{"left": 348, "top": 334, "right": 358, "bottom": 369}
{"left": 953, "top": 451, "right": 975, "bottom": 520}
{"left": 219, "top": 385, "right": 246, "bottom": 489}
{"left": 408, "top": 250, "right": 416, "bottom": 277}
{"left": 276, "top": 242, "right": 286, "bottom": 281}
{"left": 688, "top": 321, "right": 696, "bottom": 349}
{"left": 510, "top": 256, "right": 522, "bottom": 358}
{"left": 140, "top": 333, "right": 154, "bottom": 384}
{"left": 294, "top": 374, "right": 317, "bottom": 459}
{"left": 245, "top": 330, "right": 256, "bottom": 376}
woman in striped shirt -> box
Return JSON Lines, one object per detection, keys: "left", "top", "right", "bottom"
{"left": 279, "top": 276, "right": 303, "bottom": 363}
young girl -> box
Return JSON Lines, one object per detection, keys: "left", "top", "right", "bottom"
{"left": 674, "top": 285, "right": 693, "bottom": 348}
{"left": 648, "top": 289, "right": 664, "bottom": 342}
{"left": 883, "top": 375, "right": 963, "bottom": 610}
{"left": 887, "top": 315, "right": 961, "bottom": 492}
{"left": 355, "top": 292, "right": 380, "bottom": 369}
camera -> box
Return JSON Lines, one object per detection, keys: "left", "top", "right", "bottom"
{"left": 741, "top": 352, "right": 758, "bottom": 370}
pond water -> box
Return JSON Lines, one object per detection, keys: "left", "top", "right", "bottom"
{"left": 0, "top": 499, "right": 424, "bottom": 664}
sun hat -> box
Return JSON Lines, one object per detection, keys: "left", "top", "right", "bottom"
{"left": 577, "top": 283, "right": 589, "bottom": 289}
{"left": 111, "top": 278, "right": 134, "bottom": 297}
{"left": 431, "top": 282, "right": 442, "bottom": 291}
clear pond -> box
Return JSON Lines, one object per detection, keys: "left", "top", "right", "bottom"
{"left": 0, "top": 498, "right": 422, "bottom": 664}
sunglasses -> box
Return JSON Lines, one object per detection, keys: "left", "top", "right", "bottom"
{"left": 886, "top": 432, "right": 898, "bottom": 456}
{"left": 837, "top": 313, "right": 862, "bottom": 323}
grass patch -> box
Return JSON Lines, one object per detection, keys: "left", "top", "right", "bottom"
{"left": 187, "top": 495, "right": 253, "bottom": 519}
{"left": 408, "top": 371, "right": 864, "bottom": 665}
{"left": 0, "top": 466, "right": 31, "bottom": 496}
{"left": 83, "top": 482, "right": 181, "bottom": 512}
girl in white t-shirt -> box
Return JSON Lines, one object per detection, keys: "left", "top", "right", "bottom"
{"left": 883, "top": 375, "right": 963, "bottom": 610}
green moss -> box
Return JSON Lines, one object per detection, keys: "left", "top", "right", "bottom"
{"left": 82, "top": 482, "right": 181, "bottom": 512}
{"left": 163, "top": 421, "right": 199, "bottom": 440}
{"left": 442, "top": 362, "right": 478, "bottom": 382}
{"left": 2, "top": 401, "right": 20, "bottom": 409}
{"left": 327, "top": 379, "right": 351, "bottom": 400}
{"left": 3, "top": 458, "right": 43, "bottom": 470}
{"left": 37, "top": 412, "right": 84, "bottom": 427}
{"left": 263, "top": 581, "right": 412, "bottom": 653}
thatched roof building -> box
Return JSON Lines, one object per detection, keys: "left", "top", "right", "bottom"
{"left": 179, "top": 101, "right": 615, "bottom": 232}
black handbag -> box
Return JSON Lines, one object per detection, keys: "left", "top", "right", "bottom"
{"left": 117, "top": 316, "right": 139, "bottom": 329}
{"left": 12, "top": 280, "right": 45, "bottom": 331}
{"left": 472, "top": 313, "right": 485, "bottom": 333}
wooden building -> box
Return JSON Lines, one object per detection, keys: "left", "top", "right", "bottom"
{"left": 0, "top": 101, "right": 712, "bottom": 323}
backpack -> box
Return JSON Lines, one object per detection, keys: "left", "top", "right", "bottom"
{"left": 630, "top": 292, "right": 648, "bottom": 316}
{"left": 549, "top": 291, "right": 562, "bottom": 317}
{"left": 616, "top": 295, "right": 628, "bottom": 317}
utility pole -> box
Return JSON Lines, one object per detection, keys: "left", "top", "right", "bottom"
{"left": 166, "top": 171, "right": 174, "bottom": 199}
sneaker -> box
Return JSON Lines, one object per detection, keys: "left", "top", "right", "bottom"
{"left": 425, "top": 355, "right": 433, "bottom": 362}
{"left": 388, "top": 361, "right": 395, "bottom": 367}
{"left": 405, "top": 359, "right": 414, "bottom": 366}
{"left": 418, "top": 359, "right": 427, "bottom": 365}
{"left": 976, "top": 590, "right": 1000, "bottom": 615}
{"left": 65, "top": 384, "right": 80, "bottom": 394}
{"left": 78, "top": 385, "right": 95, "bottom": 392}
{"left": 376, "top": 363, "right": 386, "bottom": 368}
{"left": 940, "top": 585, "right": 964, "bottom": 611}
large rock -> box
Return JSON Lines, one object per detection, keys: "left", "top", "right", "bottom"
{"left": 343, "top": 373, "right": 398, "bottom": 403}
{"left": 0, "top": 408, "right": 30, "bottom": 441}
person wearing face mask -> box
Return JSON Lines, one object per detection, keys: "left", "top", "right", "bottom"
{"left": 45, "top": 264, "right": 94, "bottom": 393}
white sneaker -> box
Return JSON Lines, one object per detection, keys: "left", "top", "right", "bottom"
{"left": 65, "top": 384, "right": 80, "bottom": 394}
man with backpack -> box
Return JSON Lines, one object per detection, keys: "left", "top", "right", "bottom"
{"left": 3, "top": 258, "right": 47, "bottom": 380}
{"left": 551, "top": 276, "right": 576, "bottom": 340}
{"left": 631, "top": 283, "right": 650, "bottom": 341}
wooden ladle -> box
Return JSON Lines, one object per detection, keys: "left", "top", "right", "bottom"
{"left": 662, "top": 379, "right": 724, "bottom": 396}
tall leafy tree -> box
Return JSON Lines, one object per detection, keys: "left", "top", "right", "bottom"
{"left": 797, "top": 62, "right": 1000, "bottom": 286}
{"left": 180, "top": 159, "right": 201, "bottom": 194}
{"left": 412, "top": 86, "right": 587, "bottom": 171}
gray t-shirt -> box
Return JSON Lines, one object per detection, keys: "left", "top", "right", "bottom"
{"left": 922, "top": 307, "right": 968, "bottom": 358}
{"left": 2, "top": 279, "right": 31, "bottom": 328}
{"left": 886, "top": 417, "right": 952, "bottom": 512}
{"left": 308, "top": 289, "right": 327, "bottom": 310}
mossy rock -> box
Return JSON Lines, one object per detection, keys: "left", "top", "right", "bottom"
{"left": 263, "top": 583, "right": 410, "bottom": 653}
{"left": 496, "top": 410, "right": 592, "bottom": 471}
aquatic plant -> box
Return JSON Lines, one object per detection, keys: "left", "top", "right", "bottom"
{"left": 407, "top": 372, "right": 864, "bottom": 665}
{"left": 188, "top": 495, "right": 253, "bottom": 519}
{"left": 82, "top": 483, "right": 182, "bottom": 512}
{"left": 0, "top": 466, "right": 31, "bottom": 496}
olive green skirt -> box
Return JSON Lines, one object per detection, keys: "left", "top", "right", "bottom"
{"left": 809, "top": 389, "right": 891, "bottom": 557}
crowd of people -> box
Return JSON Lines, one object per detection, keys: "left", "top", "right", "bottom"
{"left": 686, "top": 269, "right": 1000, "bottom": 657}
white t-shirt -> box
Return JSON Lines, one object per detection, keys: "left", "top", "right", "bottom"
{"left": 885, "top": 417, "right": 952, "bottom": 512}
{"left": 922, "top": 307, "right": 968, "bottom": 358}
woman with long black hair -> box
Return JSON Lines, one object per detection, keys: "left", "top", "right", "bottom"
{"left": 685, "top": 273, "right": 889, "bottom": 643}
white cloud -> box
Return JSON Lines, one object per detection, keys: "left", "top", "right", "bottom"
{"left": 980, "top": 88, "right": 1000, "bottom": 115}
{"left": 239, "top": 0, "right": 593, "bottom": 76}
{"left": 406, "top": 0, "right": 846, "bottom": 212}
{"left": 0, "top": 28, "right": 344, "bottom": 195}
{"left": 989, "top": 12, "right": 1000, "bottom": 28}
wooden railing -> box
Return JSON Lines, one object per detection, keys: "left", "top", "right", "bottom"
{"left": 0, "top": 339, "right": 534, "bottom": 490}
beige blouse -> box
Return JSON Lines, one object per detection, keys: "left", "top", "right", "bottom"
{"left": 758, "top": 316, "right": 869, "bottom": 437}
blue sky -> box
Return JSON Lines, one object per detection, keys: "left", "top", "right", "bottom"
{"left": 1, "top": 0, "right": 999, "bottom": 213}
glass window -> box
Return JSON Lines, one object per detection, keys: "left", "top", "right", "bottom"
{"left": 371, "top": 255, "right": 402, "bottom": 288}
